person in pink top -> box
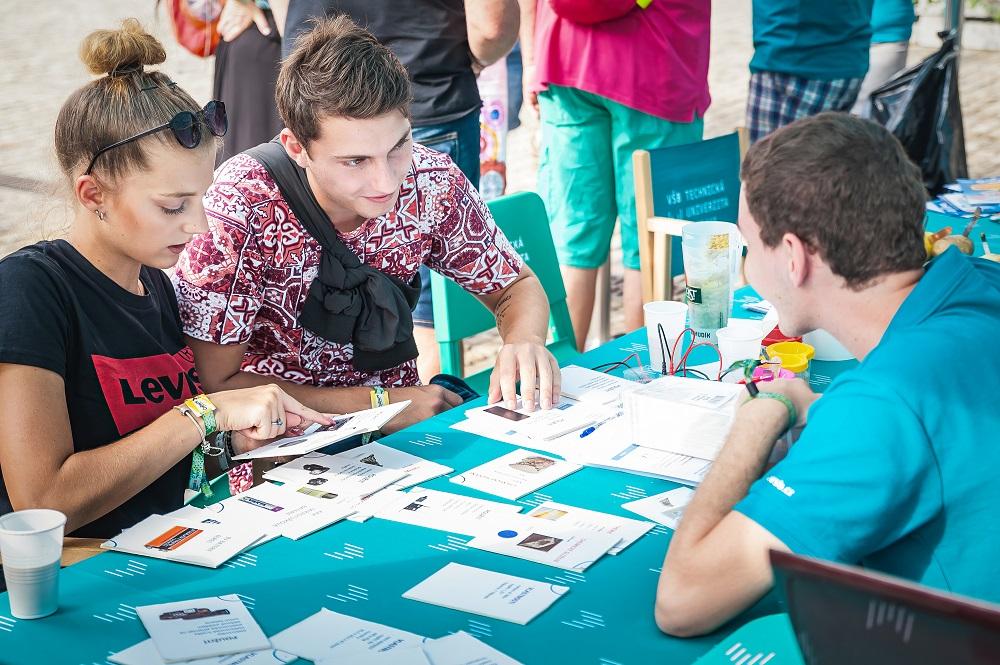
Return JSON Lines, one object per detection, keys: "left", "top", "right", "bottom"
{"left": 521, "top": 0, "right": 711, "bottom": 347}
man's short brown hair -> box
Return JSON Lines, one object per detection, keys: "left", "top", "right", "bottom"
{"left": 741, "top": 112, "right": 927, "bottom": 289}
{"left": 276, "top": 15, "right": 412, "bottom": 147}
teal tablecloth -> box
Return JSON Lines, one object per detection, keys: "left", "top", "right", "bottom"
{"left": 0, "top": 291, "right": 846, "bottom": 664}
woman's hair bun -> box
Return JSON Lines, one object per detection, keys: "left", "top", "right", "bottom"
{"left": 80, "top": 18, "right": 166, "bottom": 77}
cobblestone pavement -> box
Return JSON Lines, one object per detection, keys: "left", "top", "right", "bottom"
{"left": 2, "top": 1, "right": 998, "bottom": 365}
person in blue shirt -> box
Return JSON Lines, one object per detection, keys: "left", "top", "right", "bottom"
{"left": 747, "top": 0, "right": 874, "bottom": 142}
{"left": 655, "top": 112, "right": 1000, "bottom": 637}
{"left": 852, "top": 0, "right": 916, "bottom": 115}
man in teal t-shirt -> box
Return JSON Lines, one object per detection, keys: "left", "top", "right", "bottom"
{"left": 654, "top": 112, "right": 1000, "bottom": 637}
{"left": 748, "top": 0, "right": 874, "bottom": 141}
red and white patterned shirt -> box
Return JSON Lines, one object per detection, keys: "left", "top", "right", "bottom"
{"left": 172, "top": 144, "right": 523, "bottom": 389}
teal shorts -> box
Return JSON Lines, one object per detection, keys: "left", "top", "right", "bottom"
{"left": 538, "top": 85, "right": 704, "bottom": 270}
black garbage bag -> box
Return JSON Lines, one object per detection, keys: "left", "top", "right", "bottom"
{"left": 867, "top": 30, "right": 967, "bottom": 196}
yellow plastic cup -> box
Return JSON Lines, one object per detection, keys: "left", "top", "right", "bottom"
{"left": 765, "top": 342, "right": 814, "bottom": 379}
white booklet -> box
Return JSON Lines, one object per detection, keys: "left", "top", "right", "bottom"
{"left": 464, "top": 398, "right": 597, "bottom": 442}
{"left": 134, "top": 595, "right": 270, "bottom": 663}
{"left": 233, "top": 401, "right": 411, "bottom": 460}
{"left": 373, "top": 487, "right": 522, "bottom": 536}
{"left": 197, "top": 482, "right": 356, "bottom": 540}
{"left": 449, "top": 449, "right": 580, "bottom": 500}
{"left": 101, "top": 515, "right": 266, "bottom": 568}
{"left": 467, "top": 514, "right": 617, "bottom": 571}
{"left": 109, "top": 640, "right": 295, "bottom": 665}
{"left": 263, "top": 451, "right": 408, "bottom": 498}
{"left": 423, "top": 631, "right": 523, "bottom": 665}
{"left": 558, "top": 365, "right": 632, "bottom": 407}
{"left": 621, "top": 487, "right": 695, "bottom": 530}
{"left": 332, "top": 442, "right": 453, "bottom": 490}
{"left": 523, "top": 501, "right": 654, "bottom": 555}
{"left": 402, "top": 562, "right": 568, "bottom": 625}
{"left": 270, "top": 608, "right": 425, "bottom": 662}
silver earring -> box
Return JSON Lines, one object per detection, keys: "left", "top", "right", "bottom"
{"left": 95, "top": 209, "right": 106, "bottom": 222}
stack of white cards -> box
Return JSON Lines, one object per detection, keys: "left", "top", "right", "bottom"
{"left": 169, "top": 481, "right": 357, "bottom": 541}
{"left": 233, "top": 401, "right": 411, "bottom": 460}
{"left": 624, "top": 375, "right": 742, "bottom": 461}
{"left": 467, "top": 513, "right": 618, "bottom": 571}
{"left": 521, "top": 501, "right": 654, "bottom": 555}
{"left": 621, "top": 486, "right": 695, "bottom": 530}
{"left": 110, "top": 595, "right": 273, "bottom": 664}
{"left": 101, "top": 515, "right": 267, "bottom": 568}
{"left": 403, "top": 562, "right": 568, "bottom": 625}
{"left": 333, "top": 442, "right": 453, "bottom": 490}
{"left": 450, "top": 449, "right": 580, "bottom": 500}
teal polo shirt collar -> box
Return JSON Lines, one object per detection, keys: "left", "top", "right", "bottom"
{"left": 885, "top": 248, "right": 969, "bottom": 330}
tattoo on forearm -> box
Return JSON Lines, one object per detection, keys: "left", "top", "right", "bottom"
{"left": 493, "top": 291, "right": 515, "bottom": 327}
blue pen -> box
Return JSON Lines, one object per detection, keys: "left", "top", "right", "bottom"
{"left": 579, "top": 426, "right": 597, "bottom": 438}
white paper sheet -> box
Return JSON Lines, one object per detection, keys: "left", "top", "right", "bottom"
{"left": 402, "top": 563, "right": 568, "bottom": 625}
{"left": 135, "top": 595, "right": 270, "bottom": 663}
{"left": 233, "top": 402, "right": 411, "bottom": 460}
{"left": 621, "top": 487, "right": 696, "bottom": 529}
{"left": 109, "top": 640, "right": 295, "bottom": 665}
{"left": 466, "top": 514, "right": 617, "bottom": 571}
{"left": 331, "top": 442, "right": 453, "bottom": 490}
{"left": 373, "top": 487, "right": 522, "bottom": 536}
{"left": 207, "top": 482, "right": 356, "bottom": 540}
{"left": 263, "top": 451, "right": 408, "bottom": 498}
{"left": 101, "top": 515, "right": 266, "bottom": 568}
{"left": 449, "top": 449, "right": 581, "bottom": 500}
{"left": 270, "top": 609, "right": 425, "bottom": 662}
{"left": 523, "top": 501, "right": 654, "bottom": 555}
{"left": 422, "top": 631, "right": 523, "bottom": 665}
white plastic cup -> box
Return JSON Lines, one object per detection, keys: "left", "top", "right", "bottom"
{"left": 681, "top": 222, "right": 744, "bottom": 343}
{"left": 644, "top": 300, "right": 689, "bottom": 373}
{"left": 715, "top": 325, "right": 765, "bottom": 370}
{"left": 0, "top": 509, "right": 66, "bottom": 619}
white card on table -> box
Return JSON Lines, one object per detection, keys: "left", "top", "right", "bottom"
{"left": 332, "top": 442, "right": 453, "bottom": 490}
{"left": 270, "top": 608, "right": 425, "bottom": 662}
{"left": 101, "top": 515, "right": 266, "bottom": 568}
{"left": 465, "top": 398, "right": 596, "bottom": 441}
{"left": 524, "top": 501, "right": 654, "bottom": 555}
{"left": 402, "top": 562, "right": 568, "bottom": 625}
{"left": 449, "top": 449, "right": 580, "bottom": 500}
{"left": 109, "top": 639, "right": 295, "bottom": 665}
{"left": 558, "top": 365, "right": 632, "bottom": 406}
{"left": 263, "top": 451, "right": 408, "bottom": 498}
{"left": 135, "top": 595, "right": 270, "bottom": 663}
{"left": 373, "top": 487, "right": 521, "bottom": 536}
{"left": 233, "top": 401, "right": 411, "bottom": 460}
{"left": 621, "top": 487, "right": 695, "bottom": 529}
{"left": 212, "top": 482, "right": 355, "bottom": 540}
{"left": 466, "top": 514, "right": 617, "bottom": 571}
{"left": 318, "top": 646, "right": 432, "bottom": 665}
{"left": 423, "top": 631, "right": 523, "bottom": 665}
{"left": 345, "top": 488, "right": 407, "bottom": 522}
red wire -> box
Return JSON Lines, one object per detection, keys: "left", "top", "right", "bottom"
{"left": 675, "top": 340, "right": 724, "bottom": 380}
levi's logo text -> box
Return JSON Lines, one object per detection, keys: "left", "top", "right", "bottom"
{"left": 92, "top": 347, "right": 203, "bottom": 435}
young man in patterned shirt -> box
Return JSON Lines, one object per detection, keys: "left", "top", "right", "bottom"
{"left": 173, "top": 16, "right": 559, "bottom": 432}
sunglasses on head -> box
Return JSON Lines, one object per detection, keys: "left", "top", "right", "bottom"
{"left": 84, "top": 100, "right": 228, "bottom": 176}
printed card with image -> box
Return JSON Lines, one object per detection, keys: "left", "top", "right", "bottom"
{"left": 270, "top": 608, "right": 425, "bottom": 662}
{"left": 211, "top": 482, "right": 356, "bottom": 540}
{"left": 621, "top": 487, "right": 695, "bottom": 529}
{"left": 332, "top": 443, "right": 453, "bottom": 490}
{"left": 233, "top": 401, "right": 411, "bottom": 460}
{"left": 101, "top": 515, "right": 266, "bottom": 568}
{"left": 373, "top": 487, "right": 522, "bottom": 535}
{"left": 449, "top": 449, "right": 580, "bottom": 500}
{"left": 465, "top": 398, "right": 597, "bottom": 441}
{"left": 135, "top": 595, "right": 270, "bottom": 663}
{"left": 109, "top": 639, "right": 295, "bottom": 665}
{"left": 524, "top": 501, "right": 654, "bottom": 555}
{"left": 402, "top": 563, "right": 568, "bottom": 625}
{"left": 263, "top": 451, "right": 408, "bottom": 498}
{"left": 467, "top": 514, "right": 618, "bottom": 571}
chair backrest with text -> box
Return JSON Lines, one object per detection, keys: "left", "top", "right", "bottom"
{"left": 430, "top": 192, "right": 577, "bottom": 389}
{"left": 633, "top": 130, "right": 747, "bottom": 302}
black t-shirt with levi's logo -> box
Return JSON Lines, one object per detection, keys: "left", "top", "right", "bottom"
{"left": 0, "top": 240, "right": 201, "bottom": 537}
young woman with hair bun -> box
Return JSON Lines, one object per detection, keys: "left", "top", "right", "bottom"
{"left": 0, "top": 19, "right": 329, "bottom": 538}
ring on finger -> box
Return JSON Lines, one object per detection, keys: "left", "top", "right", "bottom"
{"left": 271, "top": 418, "right": 284, "bottom": 427}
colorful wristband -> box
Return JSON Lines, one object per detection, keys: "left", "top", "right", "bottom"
{"left": 370, "top": 386, "right": 389, "bottom": 408}
{"left": 754, "top": 391, "right": 797, "bottom": 432}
